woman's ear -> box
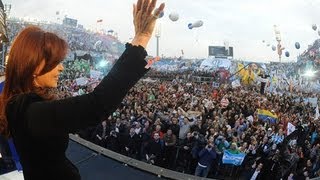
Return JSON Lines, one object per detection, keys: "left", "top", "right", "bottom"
{"left": 34, "top": 59, "right": 46, "bottom": 76}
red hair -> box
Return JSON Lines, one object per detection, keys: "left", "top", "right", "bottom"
{"left": 0, "top": 26, "right": 68, "bottom": 136}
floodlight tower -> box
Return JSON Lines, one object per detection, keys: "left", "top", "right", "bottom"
{"left": 274, "top": 25, "right": 284, "bottom": 62}
{"left": 155, "top": 23, "right": 161, "bottom": 57}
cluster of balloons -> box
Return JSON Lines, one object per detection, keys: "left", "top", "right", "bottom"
{"left": 263, "top": 40, "right": 301, "bottom": 58}
{"left": 263, "top": 24, "right": 320, "bottom": 59}
{"left": 158, "top": 11, "right": 203, "bottom": 30}
{"left": 283, "top": 42, "right": 301, "bottom": 57}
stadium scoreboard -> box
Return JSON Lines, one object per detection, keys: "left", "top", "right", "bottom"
{"left": 208, "top": 46, "right": 233, "bottom": 58}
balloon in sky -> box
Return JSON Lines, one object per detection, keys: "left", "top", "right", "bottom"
{"left": 188, "top": 20, "right": 203, "bottom": 29}
{"left": 295, "top": 42, "right": 300, "bottom": 49}
{"left": 169, "top": 12, "right": 179, "bottom": 21}
{"left": 312, "top": 24, "right": 317, "bottom": 31}
{"left": 272, "top": 45, "right": 276, "bottom": 51}
{"left": 285, "top": 51, "right": 290, "bottom": 57}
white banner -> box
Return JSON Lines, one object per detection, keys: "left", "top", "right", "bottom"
{"left": 90, "top": 70, "right": 103, "bottom": 80}
{"left": 75, "top": 77, "right": 88, "bottom": 86}
{"left": 232, "top": 79, "right": 241, "bottom": 88}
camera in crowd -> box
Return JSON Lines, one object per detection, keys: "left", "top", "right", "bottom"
{"left": 110, "top": 130, "right": 117, "bottom": 137}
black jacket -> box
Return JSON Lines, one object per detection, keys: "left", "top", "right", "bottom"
{"left": 6, "top": 44, "right": 149, "bottom": 180}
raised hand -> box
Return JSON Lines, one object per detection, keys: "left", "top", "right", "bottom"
{"left": 131, "top": 0, "right": 165, "bottom": 48}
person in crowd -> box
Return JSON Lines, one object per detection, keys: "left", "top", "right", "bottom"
{"left": 0, "top": 0, "right": 165, "bottom": 179}
{"left": 92, "top": 120, "right": 109, "bottom": 147}
{"left": 152, "top": 124, "right": 164, "bottom": 139}
{"left": 248, "top": 162, "right": 264, "bottom": 180}
{"left": 194, "top": 143, "right": 217, "bottom": 177}
{"left": 125, "top": 127, "right": 142, "bottom": 159}
{"left": 178, "top": 116, "right": 197, "bottom": 142}
{"left": 169, "top": 117, "right": 180, "bottom": 138}
{"left": 163, "top": 129, "right": 177, "bottom": 169}
{"left": 272, "top": 129, "right": 285, "bottom": 145}
{"left": 145, "top": 132, "right": 164, "bottom": 166}
{"left": 177, "top": 132, "right": 193, "bottom": 173}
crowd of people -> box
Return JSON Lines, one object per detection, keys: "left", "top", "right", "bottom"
{"left": 68, "top": 75, "right": 319, "bottom": 179}
{"left": 2, "top": 18, "right": 320, "bottom": 180}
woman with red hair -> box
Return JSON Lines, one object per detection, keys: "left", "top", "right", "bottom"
{"left": 0, "top": 0, "right": 165, "bottom": 179}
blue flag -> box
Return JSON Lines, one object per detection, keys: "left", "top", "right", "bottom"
{"left": 222, "top": 150, "right": 246, "bottom": 166}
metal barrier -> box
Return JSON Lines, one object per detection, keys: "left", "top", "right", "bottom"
{"left": 69, "top": 134, "right": 215, "bottom": 180}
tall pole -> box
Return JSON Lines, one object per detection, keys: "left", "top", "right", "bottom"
{"left": 156, "top": 36, "right": 159, "bottom": 57}
{"left": 155, "top": 23, "right": 161, "bottom": 57}
{"left": 274, "top": 25, "right": 283, "bottom": 62}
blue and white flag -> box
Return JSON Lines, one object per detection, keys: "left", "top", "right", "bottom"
{"left": 222, "top": 150, "right": 246, "bottom": 166}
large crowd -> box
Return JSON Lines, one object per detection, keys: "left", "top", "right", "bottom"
{"left": 73, "top": 76, "right": 320, "bottom": 179}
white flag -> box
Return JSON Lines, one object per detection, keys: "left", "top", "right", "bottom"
{"left": 287, "top": 122, "right": 296, "bottom": 136}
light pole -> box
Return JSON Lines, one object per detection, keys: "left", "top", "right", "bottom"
{"left": 274, "top": 25, "right": 284, "bottom": 62}
{"left": 155, "top": 23, "right": 161, "bottom": 57}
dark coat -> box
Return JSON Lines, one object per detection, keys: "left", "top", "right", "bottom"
{"left": 6, "top": 43, "right": 149, "bottom": 180}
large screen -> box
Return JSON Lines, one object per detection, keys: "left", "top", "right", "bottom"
{"left": 208, "top": 46, "right": 233, "bottom": 57}
{"left": 63, "top": 17, "right": 78, "bottom": 27}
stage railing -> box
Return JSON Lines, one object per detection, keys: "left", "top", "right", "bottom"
{"left": 69, "top": 134, "right": 214, "bottom": 180}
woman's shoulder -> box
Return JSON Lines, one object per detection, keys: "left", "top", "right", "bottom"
{"left": 8, "top": 93, "right": 43, "bottom": 106}
{"left": 6, "top": 93, "right": 43, "bottom": 117}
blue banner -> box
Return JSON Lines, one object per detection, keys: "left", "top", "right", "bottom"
{"left": 222, "top": 150, "right": 246, "bottom": 166}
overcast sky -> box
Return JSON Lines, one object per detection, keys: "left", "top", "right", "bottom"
{"left": 4, "top": 0, "right": 320, "bottom": 62}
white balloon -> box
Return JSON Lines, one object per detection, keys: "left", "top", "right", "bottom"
{"left": 188, "top": 20, "right": 203, "bottom": 29}
{"left": 169, "top": 12, "right": 179, "bottom": 21}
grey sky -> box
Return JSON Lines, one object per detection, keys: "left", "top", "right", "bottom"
{"left": 4, "top": 0, "right": 320, "bottom": 62}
